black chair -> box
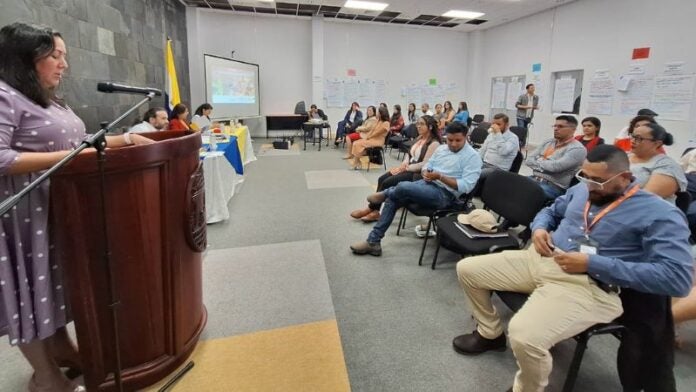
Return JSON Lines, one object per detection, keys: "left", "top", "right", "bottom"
{"left": 391, "top": 123, "right": 418, "bottom": 158}
{"left": 365, "top": 133, "right": 389, "bottom": 172}
{"left": 293, "top": 101, "right": 306, "bottom": 115}
{"left": 468, "top": 123, "right": 490, "bottom": 149}
{"left": 509, "top": 150, "right": 524, "bottom": 174}
{"left": 431, "top": 170, "right": 547, "bottom": 269}
{"left": 471, "top": 114, "right": 485, "bottom": 128}
{"left": 509, "top": 126, "right": 529, "bottom": 157}
{"left": 675, "top": 191, "right": 691, "bottom": 214}
{"left": 397, "top": 125, "right": 420, "bottom": 160}
{"left": 396, "top": 193, "right": 473, "bottom": 266}
{"left": 495, "top": 292, "right": 626, "bottom": 392}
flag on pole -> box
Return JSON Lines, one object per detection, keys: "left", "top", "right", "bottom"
{"left": 165, "top": 38, "right": 180, "bottom": 114}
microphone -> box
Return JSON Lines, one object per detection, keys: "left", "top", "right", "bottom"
{"left": 97, "top": 82, "right": 162, "bottom": 96}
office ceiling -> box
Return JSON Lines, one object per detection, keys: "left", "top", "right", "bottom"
{"left": 180, "top": 0, "right": 577, "bottom": 31}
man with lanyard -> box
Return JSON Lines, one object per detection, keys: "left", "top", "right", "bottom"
{"left": 525, "top": 115, "right": 586, "bottom": 200}
{"left": 515, "top": 83, "right": 539, "bottom": 129}
{"left": 452, "top": 145, "right": 693, "bottom": 392}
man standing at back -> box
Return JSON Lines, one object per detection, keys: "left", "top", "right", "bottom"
{"left": 515, "top": 84, "right": 539, "bottom": 130}
{"left": 525, "top": 115, "right": 586, "bottom": 200}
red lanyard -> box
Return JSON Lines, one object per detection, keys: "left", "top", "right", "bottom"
{"left": 583, "top": 185, "right": 640, "bottom": 234}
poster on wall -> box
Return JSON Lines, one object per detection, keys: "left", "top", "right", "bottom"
{"left": 619, "top": 76, "right": 654, "bottom": 116}
{"left": 325, "top": 79, "right": 345, "bottom": 108}
{"left": 587, "top": 73, "right": 615, "bottom": 115}
{"left": 506, "top": 81, "right": 523, "bottom": 110}
{"left": 651, "top": 75, "right": 696, "bottom": 121}
{"left": 552, "top": 77, "right": 576, "bottom": 113}
{"left": 491, "top": 80, "right": 507, "bottom": 109}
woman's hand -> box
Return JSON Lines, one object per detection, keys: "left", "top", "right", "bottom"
{"left": 130, "top": 133, "right": 156, "bottom": 146}
{"left": 389, "top": 167, "right": 403, "bottom": 175}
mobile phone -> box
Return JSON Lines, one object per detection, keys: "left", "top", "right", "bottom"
{"left": 550, "top": 245, "right": 565, "bottom": 254}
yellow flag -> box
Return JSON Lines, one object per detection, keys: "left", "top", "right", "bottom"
{"left": 165, "top": 39, "right": 181, "bottom": 112}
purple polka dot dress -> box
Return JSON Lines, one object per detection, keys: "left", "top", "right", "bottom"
{"left": 0, "top": 80, "right": 86, "bottom": 345}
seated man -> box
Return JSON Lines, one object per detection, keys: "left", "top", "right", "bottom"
{"left": 453, "top": 145, "right": 693, "bottom": 392}
{"left": 130, "top": 107, "right": 169, "bottom": 133}
{"left": 350, "top": 122, "right": 481, "bottom": 256}
{"left": 525, "top": 115, "right": 586, "bottom": 200}
{"left": 479, "top": 113, "right": 519, "bottom": 177}
{"left": 307, "top": 104, "right": 328, "bottom": 121}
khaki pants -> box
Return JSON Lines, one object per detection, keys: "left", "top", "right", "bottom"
{"left": 456, "top": 247, "right": 623, "bottom": 392}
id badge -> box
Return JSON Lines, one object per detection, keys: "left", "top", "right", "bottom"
{"left": 576, "top": 236, "right": 599, "bottom": 255}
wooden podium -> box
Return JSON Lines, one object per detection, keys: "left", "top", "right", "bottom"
{"left": 50, "top": 131, "right": 207, "bottom": 391}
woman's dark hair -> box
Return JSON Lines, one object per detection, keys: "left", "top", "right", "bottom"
{"left": 581, "top": 116, "right": 601, "bottom": 135}
{"left": 457, "top": 101, "right": 468, "bottom": 113}
{"left": 391, "top": 104, "right": 401, "bottom": 124}
{"left": 642, "top": 122, "right": 674, "bottom": 146}
{"left": 194, "top": 103, "right": 213, "bottom": 117}
{"left": 444, "top": 101, "right": 453, "bottom": 112}
{"left": 628, "top": 114, "right": 657, "bottom": 134}
{"left": 366, "top": 105, "right": 376, "bottom": 118}
{"left": 169, "top": 103, "right": 188, "bottom": 120}
{"left": 408, "top": 103, "right": 416, "bottom": 114}
{"left": 420, "top": 115, "right": 442, "bottom": 143}
{"left": 378, "top": 106, "right": 390, "bottom": 122}
{"left": 0, "top": 23, "right": 62, "bottom": 108}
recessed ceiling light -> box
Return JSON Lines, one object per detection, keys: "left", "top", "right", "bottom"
{"left": 256, "top": 0, "right": 275, "bottom": 2}
{"left": 344, "top": 1, "right": 389, "bottom": 12}
{"left": 442, "top": 10, "right": 485, "bottom": 19}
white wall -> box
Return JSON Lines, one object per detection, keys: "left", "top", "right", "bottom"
{"left": 473, "top": 0, "right": 696, "bottom": 157}
{"left": 186, "top": 8, "right": 312, "bottom": 116}
{"left": 321, "top": 20, "right": 469, "bottom": 121}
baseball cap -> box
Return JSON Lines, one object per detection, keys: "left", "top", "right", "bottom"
{"left": 637, "top": 108, "right": 658, "bottom": 116}
{"left": 457, "top": 209, "right": 499, "bottom": 233}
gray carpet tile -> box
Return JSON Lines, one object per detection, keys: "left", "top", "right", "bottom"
{"left": 199, "top": 239, "right": 336, "bottom": 340}
{"left": 202, "top": 139, "right": 696, "bottom": 391}
{"left": 305, "top": 169, "right": 372, "bottom": 190}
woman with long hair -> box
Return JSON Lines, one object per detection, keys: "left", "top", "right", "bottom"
{"left": 168, "top": 103, "right": 190, "bottom": 131}
{"left": 350, "top": 115, "right": 441, "bottom": 221}
{"left": 575, "top": 116, "right": 604, "bottom": 152}
{"left": 441, "top": 100, "right": 455, "bottom": 128}
{"left": 343, "top": 106, "right": 376, "bottom": 159}
{"left": 191, "top": 103, "right": 213, "bottom": 131}
{"left": 389, "top": 104, "right": 404, "bottom": 135}
{"left": 0, "top": 22, "right": 153, "bottom": 392}
{"left": 453, "top": 101, "right": 469, "bottom": 125}
{"left": 347, "top": 106, "right": 390, "bottom": 170}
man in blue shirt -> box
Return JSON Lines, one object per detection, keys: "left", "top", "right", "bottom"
{"left": 350, "top": 122, "right": 481, "bottom": 256}
{"left": 452, "top": 145, "right": 693, "bottom": 392}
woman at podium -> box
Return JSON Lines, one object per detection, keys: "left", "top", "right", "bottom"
{"left": 0, "top": 23, "right": 153, "bottom": 392}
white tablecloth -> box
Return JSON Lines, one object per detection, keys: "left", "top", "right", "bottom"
{"left": 202, "top": 126, "right": 256, "bottom": 224}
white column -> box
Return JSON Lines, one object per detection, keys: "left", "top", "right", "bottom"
{"left": 466, "top": 30, "right": 485, "bottom": 117}
{"left": 311, "top": 16, "right": 324, "bottom": 107}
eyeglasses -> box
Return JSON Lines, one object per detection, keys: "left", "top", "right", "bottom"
{"left": 629, "top": 135, "right": 654, "bottom": 143}
{"left": 574, "top": 170, "right": 627, "bottom": 190}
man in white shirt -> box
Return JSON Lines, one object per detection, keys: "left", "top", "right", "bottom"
{"left": 420, "top": 103, "right": 434, "bottom": 117}
{"left": 130, "top": 107, "right": 168, "bottom": 133}
{"left": 515, "top": 84, "right": 539, "bottom": 129}
{"left": 479, "top": 113, "right": 519, "bottom": 175}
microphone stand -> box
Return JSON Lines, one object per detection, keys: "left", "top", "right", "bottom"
{"left": 0, "top": 92, "right": 156, "bottom": 392}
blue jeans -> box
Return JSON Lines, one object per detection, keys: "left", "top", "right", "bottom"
{"left": 537, "top": 181, "right": 564, "bottom": 201}
{"left": 367, "top": 180, "right": 455, "bottom": 244}
{"left": 517, "top": 117, "right": 531, "bottom": 129}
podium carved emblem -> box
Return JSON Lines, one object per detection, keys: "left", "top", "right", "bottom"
{"left": 185, "top": 163, "right": 207, "bottom": 252}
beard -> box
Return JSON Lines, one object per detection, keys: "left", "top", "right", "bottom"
{"left": 588, "top": 190, "right": 622, "bottom": 205}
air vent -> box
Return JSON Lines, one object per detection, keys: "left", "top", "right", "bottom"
{"left": 466, "top": 19, "right": 487, "bottom": 25}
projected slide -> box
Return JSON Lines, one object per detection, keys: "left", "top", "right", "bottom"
{"left": 211, "top": 66, "right": 256, "bottom": 104}
{"left": 204, "top": 54, "right": 260, "bottom": 118}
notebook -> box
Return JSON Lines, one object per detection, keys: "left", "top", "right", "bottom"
{"left": 453, "top": 221, "right": 510, "bottom": 239}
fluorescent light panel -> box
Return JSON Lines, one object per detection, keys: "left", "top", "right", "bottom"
{"left": 344, "top": 0, "right": 389, "bottom": 12}
{"left": 256, "top": 0, "right": 275, "bottom": 2}
{"left": 443, "top": 10, "right": 485, "bottom": 19}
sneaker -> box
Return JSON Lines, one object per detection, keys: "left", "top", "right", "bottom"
{"left": 414, "top": 224, "right": 436, "bottom": 238}
{"left": 350, "top": 241, "right": 382, "bottom": 256}
{"left": 452, "top": 330, "right": 507, "bottom": 355}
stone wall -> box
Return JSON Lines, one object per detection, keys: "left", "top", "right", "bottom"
{"left": 2, "top": 0, "right": 190, "bottom": 132}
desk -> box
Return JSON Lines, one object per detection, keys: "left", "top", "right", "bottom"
{"left": 266, "top": 114, "right": 308, "bottom": 138}
{"left": 200, "top": 126, "right": 256, "bottom": 224}
{"left": 302, "top": 121, "right": 331, "bottom": 151}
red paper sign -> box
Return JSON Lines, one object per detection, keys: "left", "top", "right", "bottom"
{"left": 632, "top": 47, "right": 650, "bottom": 60}
{"left": 347, "top": 69, "right": 356, "bottom": 77}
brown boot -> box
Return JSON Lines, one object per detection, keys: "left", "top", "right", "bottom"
{"left": 350, "top": 207, "right": 373, "bottom": 219}
{"left": 361, "top": 210, "right": 381, "bottom": 222}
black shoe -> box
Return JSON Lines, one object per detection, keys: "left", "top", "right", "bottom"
{"left": 452, "top": 330, "right": 506, "bottom": 355}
